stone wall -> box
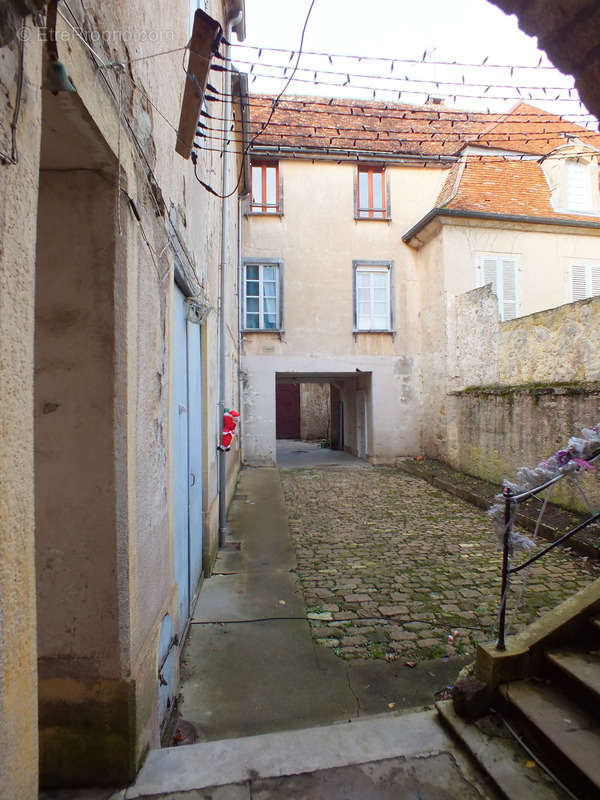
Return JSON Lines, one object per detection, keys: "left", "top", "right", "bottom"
{"left": 498, "top": 296, "right": 600, "bottom": 385}
{"left": 0, "top": 23, "right": 41, "bottom": 800}
{"left": 445, "top": 292, "right": 600, "bottom": 510}
{"left": 300, "top": 383, "right": 330, "bottom": 440}
{"left": 0, "top": 0, "right": 244, "bottom": 793}
{"left": 0, "top": 0, "right": 44, "bottom": 47}
{"left": 446, "top": 384, "right": 600, "bottom": 512}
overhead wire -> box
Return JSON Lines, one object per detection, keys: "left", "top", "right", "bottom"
{"left": 53, "top": 2, "right": 599, "bottom": 196}
{"left": 192, "top": 0, "right": 317, "bottom": 199}
{"left": 194, "top": 82, "right": 598, "bottom": 122}
{"left": 228, "top": 41, "right": 561, "bottom": 72}
{"left": 59, "top": 2, "right": 200, "bottom": 281}
{"left": 223, "top": 56, "right": 577, "bottom": 95}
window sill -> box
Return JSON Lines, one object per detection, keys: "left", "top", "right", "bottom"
{"left": 354, "top": 215, "right": 391, "bottom": 222}
{"left": 353, "top": 329, "right": 394, "bottom": 334}
{"left": 246, "top": 211, "right": 284, "bottom": 218}
{"left": 242, "top": 329, "right": 284, "bottom": 334}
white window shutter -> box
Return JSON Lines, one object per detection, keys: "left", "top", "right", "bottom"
{"left": 566, "top": 159, "right": 591, "bottom": 211}
{"left": 591, "top": 264, "right": 600, "bottom": 297}
{"left": 571, "top": 263, "right": 588, "bottom": 301}
{"left": 482, "top": 257, "right": 498, "bottom": 293}
{"left": 501, "top": 259, "right": 517, "bottom": 320}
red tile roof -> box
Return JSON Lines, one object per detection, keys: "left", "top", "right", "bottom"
{"left": 248, "top": 94, "right": 600, "bottom": 230}
{"left": 248, "top": 96, "right": 600, "bottom": 159}
{"left": 440, "top": 159, "right": 600, "bottom": 224}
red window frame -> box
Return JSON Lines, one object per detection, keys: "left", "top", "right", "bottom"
{"left": 357, "top": 165, "right": 386, "bottom": 219}
{"left": 250, "top": 161, "right": 280, "bottom": 213}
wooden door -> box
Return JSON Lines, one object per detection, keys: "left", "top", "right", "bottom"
{"left": 276, "top": 383, "right": 300, "bottom": 439}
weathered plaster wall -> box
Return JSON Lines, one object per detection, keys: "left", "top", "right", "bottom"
{"left": 0, "top": 21, "right": 41, "bottom": 800}
{"left": 35, "top": 169, "right": 120, "bottom": 675}
{"left": 418, "top": 232, "right": 445, "bottom": 457}
{"left": 242, "top": 159, "right": 446, "bottom": 463}
{"left": 242, "top": 355, "right": 420, "bottom": 465}
{"left": 441, "top": 218, "right": 600, "bottom": 318}
{"left": 300, "top": 383, "right": 330, "bottom": 440}
{"left": 1, "top": 0, "right": 243, "bottom": 790}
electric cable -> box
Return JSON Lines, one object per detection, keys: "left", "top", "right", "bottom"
{"left": 192, "top": 0, "right": 317, "bottom": 199}
{"left": 229, "top": 41, "right": 561, "bottom": 72}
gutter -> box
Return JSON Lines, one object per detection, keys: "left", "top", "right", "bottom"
{"left": 249, "top": 143, "right": 458, "bottom": 166}
{"left": 403, "top": 206, "right": 600, "bottom": 245}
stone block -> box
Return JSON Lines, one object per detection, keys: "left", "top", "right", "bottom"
{"left": 452, "top": 677, "right": 491, "bottom": 721}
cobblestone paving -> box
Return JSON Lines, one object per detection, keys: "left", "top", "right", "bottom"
{"left": 280, "top": 467, "right": 600, "bottom": 663}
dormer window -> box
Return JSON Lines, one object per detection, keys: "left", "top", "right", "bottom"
{"left": 565, "top": 158, "right": 592, "bottom": 212}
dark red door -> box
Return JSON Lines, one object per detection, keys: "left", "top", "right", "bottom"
{"left": 276, "top": 383, "right": 300, "bottom": 439}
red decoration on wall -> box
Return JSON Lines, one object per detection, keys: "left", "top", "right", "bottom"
{"left": 218, "top": 409, "right": 240, "bottom": 451}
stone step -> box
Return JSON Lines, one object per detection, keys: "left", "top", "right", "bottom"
{"left": 435, "top": 701, "right": 567, "bottom": 799}
{"left": 499, "top": 679, "right": 600, "bottom": 799}
{"left": 125, "top": 711, "right": 465, "bottom": 798}
{"left": 546, "top": 648, "right": 600, "bottom": 714}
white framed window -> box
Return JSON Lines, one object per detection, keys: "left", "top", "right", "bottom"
{"left": 565, "top": 158, "right": 592, "bottom": 212}
{"left": 243, "top": 260, "right": 282, "bottom": 330}
{"left": 478, "top": 254, "right": 518, "bottom": 321}
{"left": 570, "top": 261, "right": 600, "bottom": 301}
{"left": 353, "top": 260, "right": 394, "bottom": 331}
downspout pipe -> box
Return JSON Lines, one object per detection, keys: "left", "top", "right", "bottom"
{"left": 218, "top": 8, "right": 243, "bottom": 548}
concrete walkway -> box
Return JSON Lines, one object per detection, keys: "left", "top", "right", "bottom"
{"left": 121, "top": 467, "right": 495, "bottom": 798}
{"left": 276, "top": 439, "right": 364, "bottom": 468}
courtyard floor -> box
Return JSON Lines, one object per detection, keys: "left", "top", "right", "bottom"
{"left": 280, "top": 465, "right": 600, "bottom": 662}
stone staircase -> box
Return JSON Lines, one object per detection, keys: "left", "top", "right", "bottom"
{"left": 498, "top": 625, "right": 600, "bottom": 799}
{"left": 439, "top": 582, "right": 600, "bottom": 800}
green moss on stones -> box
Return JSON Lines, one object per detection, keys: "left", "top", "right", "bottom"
{"left": 454, "top": 380, "right": 600, "bottom": 397}
{"left": 39, "top": 681, "right": 138, "bottom": 788}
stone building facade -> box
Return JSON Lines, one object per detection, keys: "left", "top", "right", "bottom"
{"left": 241, "top": 95, "right": 600, "bottom": 467}
{"left": 0, "top": 0, "right": 246, "bottom": 794}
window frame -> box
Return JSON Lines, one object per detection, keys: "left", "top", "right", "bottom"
{"left": 569, "top": 260, "right": 600, "bottom": 302}
{"left": 249, "top": 160, "right": 282, "bottom": 215}
{"left": 565, "top": 157, "right": 593, "bottom": 213}
{"left": 355, "top": 165, "right": 390, "bottom": 221}
{"left": 242, "top": 259, "right": 283, "bottom": 332}
{"left": 477, "top": 253, "right": 519, "bottom": 321}
{"left": 352, "top": 260, "right": 395, "bottom": 333}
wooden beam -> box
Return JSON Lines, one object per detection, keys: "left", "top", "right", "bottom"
{"left": 176, "top": 9, "right": 222, "bottom": 159}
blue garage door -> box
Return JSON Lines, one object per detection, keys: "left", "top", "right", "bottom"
{"left": 173, "top": 285, "right": 203, "bottom": 635}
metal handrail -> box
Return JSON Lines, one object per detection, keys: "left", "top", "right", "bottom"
{"left": 496, "top": 449, "right": 600, "bottom": 651}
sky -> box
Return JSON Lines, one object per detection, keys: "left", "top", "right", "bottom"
{"left": 232, "top": 0, "right": 591, "bottom": 122}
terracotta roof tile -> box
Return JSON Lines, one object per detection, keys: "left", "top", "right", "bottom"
{"left": 248, "top": 95, "right": 600, "bottom": 158}
{"left": 443, "top": 158, "right": 600, "bottom": 224}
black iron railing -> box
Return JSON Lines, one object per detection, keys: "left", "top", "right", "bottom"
{"left": 497, "top": 450, "right": 600, "bottom": 651}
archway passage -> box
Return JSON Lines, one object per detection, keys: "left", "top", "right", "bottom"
{"left": 271, "top": 372, "right": 372, "bottom": 467}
